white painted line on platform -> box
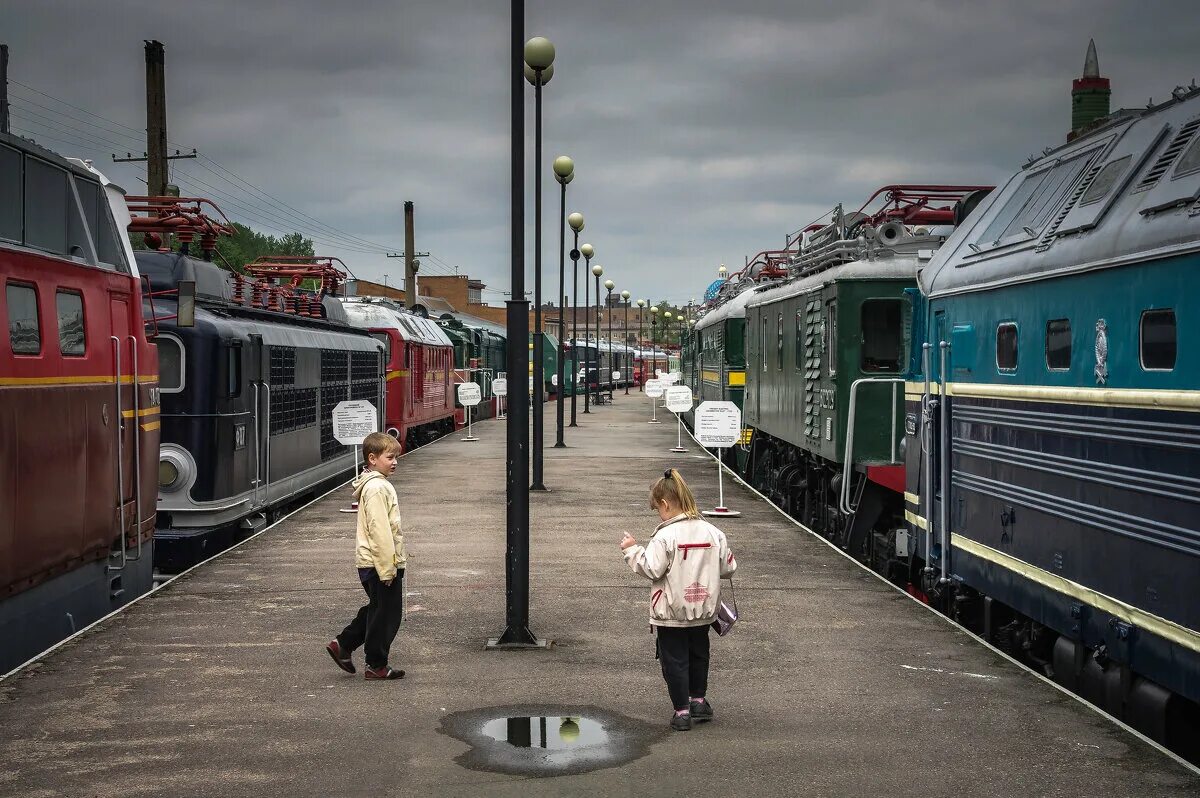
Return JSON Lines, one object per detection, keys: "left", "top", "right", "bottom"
{"left": 900, "top": 664, "right": 999, "bottom": 680}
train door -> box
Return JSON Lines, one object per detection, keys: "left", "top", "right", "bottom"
{"left": 109, "top": 293, "right": 137, "bottom": 546}
{"left": 247, "top": 334, "right": 267, "bottom": 508}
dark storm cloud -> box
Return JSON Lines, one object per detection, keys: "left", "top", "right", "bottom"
{"left": 3, "top": 0, "right": 1197, "bottom": 302}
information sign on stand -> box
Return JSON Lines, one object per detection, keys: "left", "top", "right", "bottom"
{"left": 458, "top": 382, "right": 482, "bottom": 442}
{"left": 333, "top": 399, "right": 378, "bottom": 513}
{"left": 644, "top": 379, "right": 664, "bottom": 424}
{"left": 492, "top": 377, "right": 508, "bottom": 420}
{"left": 664, "top": 385, "right": 693, "bottom": 453}
{"left": 694, "top": 400, "right": 743, "bottom": 517}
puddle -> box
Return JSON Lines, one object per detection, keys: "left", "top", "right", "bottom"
{"left": 440, "top": 705, "right": 664, "bottom": 777}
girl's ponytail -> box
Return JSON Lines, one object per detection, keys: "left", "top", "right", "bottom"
{"left": 651, "top": 468, "right": 701, "bottom": 519}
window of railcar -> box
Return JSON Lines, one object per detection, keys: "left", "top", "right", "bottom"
{"left": 68, "top": 177, "right": 99, "bottom": 266}
{"left": 0, "top": 145, "right": 22, "bottom": 243}
{"left": 794, "top": 311, "right": 803, "bottom": 370}
{"left": 1045, "top": 319, "right": 1071, "bottom": 370}
{"left": 226, "top": 345, "right": 242, "bottom": 398}
{"left": 860, "top": 299, "right": 903, "bottom": 372}
{"left": 371, "top": 332, "right": 391, "bottom": 365}
{"left": 996, "top": 323, "right": 1018, "bottom": 372}
{"left": 776, "top": 313, "right": 784, "bottom": 370}
{"left": 6, "top": 282, "right": 41, "bottom": 355}
{"left": 1174, "top": 135, "right": 1200, "bottom": 179}
{"left": 1080, "top": 155, "right": 1132, "bottom": 205}
{"left": 154, "top": 334, "right": 184, "bottom": 392}
{"left": 1140, "top": 309, "right": 1177, "bottom": 371}
{"left": 93, "top": 190, "right": 127, "bottom": 271}
{"left": 55, "top": 290, "right": 85, "bottom": 356}
{"left": 24, "top": 157, "right": 69, "bottom": 256}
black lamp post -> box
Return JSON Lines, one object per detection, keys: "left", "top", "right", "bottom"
{"left": 582, "top": 245, "right": 594, "bottom": 414}
{"left": 553, "top": 156, "right": 573, "bottom": 449}
{"left": 636, "top": 299, "right": 646, "bottom": 390}
{"left": 524, "top": 42, "right": 554, "bottom": 493}
{"left": 603, "top": 279, "right": 614, "bottom": 400}
{"left": 491, "top": 12, "right": 541, "bottom": 649}
{"left": 569, "top": 223, "right": 585, "bottom": 427}
{"left": 592, "top": 263, "right": 604, "bottom": 405}
{"left": 621, "top": 290, "right": 631, "bottom": 395}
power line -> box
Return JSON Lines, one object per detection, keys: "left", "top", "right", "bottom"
{"left": 8, "top": 79, "right": 192, "bottom": 149}
{"left": 8, "top": 106, "right": 132, "bottom": 150}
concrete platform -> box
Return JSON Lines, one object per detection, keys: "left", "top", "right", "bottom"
{"left": 1, "top": 394, "right": 1197, "bottom": 797}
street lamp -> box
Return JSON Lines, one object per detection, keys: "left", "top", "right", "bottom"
{"left": 568, "top": 214, "right": 585, "bottom": 428}
{"left": 524, "top": 35, "right": 555, "bottom": 493}
{"left": 636, "top": 298, "right": 646, "bottom": 390}
{"left": 650, "top": 305, "right": 659, "bottom": 354}
{"left": 492, "top": 8, "right": 540, "bottom": 649}
{"left": 592, "top": 263, "right": 604, "bottom": 406}
{"left": 553, "top": 156, "right": 574, "bottom": 449}
{"left": 621, "top": 289, "right": 631, "bottom": 394}
{"left": 581, "top": 244, "right": 595, "bottom": 414}
{"left": 604, "top": 278, "right": 615, "bottom": 399}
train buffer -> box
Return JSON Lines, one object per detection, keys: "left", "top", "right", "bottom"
{"left": 1, "top": 399, "right": 1196, "bottom": 794}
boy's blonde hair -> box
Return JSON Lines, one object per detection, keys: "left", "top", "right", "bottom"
{"left": 362, "top": 431, "right": 400, "bottom": 464}
{"left": 650, "top": 468, "right": 701, "bottom": 519}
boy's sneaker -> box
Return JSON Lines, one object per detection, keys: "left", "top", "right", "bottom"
{"left": 326, "top": 640, "right": 355, "bottom": 674}
{"left": 689, "top": 698, "right": 713, "bottom": 722}
{"left": 364, "top": 666, "right": 405, "bottom": 680}
{"left": 670, "top": 711, "right": 692, "bottom": 731}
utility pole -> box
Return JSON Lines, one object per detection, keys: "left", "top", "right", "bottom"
{"left": 1, "top": 45, "right": 10, "bottom": 135}
{"left": 112, "top": 41, "right": 196, "bottom": 192}
{"left": 404, "top": 201, "right": 417, "bottom": 303}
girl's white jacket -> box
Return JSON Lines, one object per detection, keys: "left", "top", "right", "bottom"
{"left": 623, "top": 513, "right": 737, "bottom": 627}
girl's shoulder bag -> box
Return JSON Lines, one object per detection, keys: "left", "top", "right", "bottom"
{"left": 711, "top": 577, "right": 738, "bottom": 636}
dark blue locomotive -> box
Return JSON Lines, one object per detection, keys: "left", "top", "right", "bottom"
{"left": 907, "top": 85, "right": 1200, "bottom": 755}
{"left": 138, "top": 250, "right": 383, "bottom": 572}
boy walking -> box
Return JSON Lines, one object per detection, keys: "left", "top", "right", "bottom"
{"left": 326, "top": 432, "right": 406, "bottom": 680}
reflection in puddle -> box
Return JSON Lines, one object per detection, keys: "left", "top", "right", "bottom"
{"left": 480, "top": 716, "right": 607, "bottom": 750}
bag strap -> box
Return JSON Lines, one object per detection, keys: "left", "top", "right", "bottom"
{"left": 724, "top": 576, "right": 737, "bottom": 611}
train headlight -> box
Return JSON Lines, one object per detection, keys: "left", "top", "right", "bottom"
{"left": 158, "top": 445, "right": 196, "bottom": 494}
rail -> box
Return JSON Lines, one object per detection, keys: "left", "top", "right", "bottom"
{"left": 839, "top": 377, "right": 904, "bottom": 514}
{"left": 108, "top": 337, "right": 126, "bottom": 573}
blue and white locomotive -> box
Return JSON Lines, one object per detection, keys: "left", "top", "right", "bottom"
{"left": 907, "top": 85, "right": 1200, "bottom": 754}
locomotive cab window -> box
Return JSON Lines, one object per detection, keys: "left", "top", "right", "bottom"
{"left": 0, "top": 144, "right": 21, "bottom": 243}
{"left": 860, "top": 299, "right": 903, "bottom": 373}
{"left": 371, "top": 332, "right": 391, "bottom": 365}
{"left": 154, "top": 334, "right": 185, "bottom": 392}
{"left": 1140, "top": 309, "right": 1176, "bottom": 371}
{"left": 24, "top": 157, "right": 70, "bottom": 257}
{"left": 1045, "top": 319, "right": 1071, "bottom": 370}
{"left": 996, "top": 322, "right": 1018, "bottom": 372}
{"left": 55, "top": 290, "right": 85, "bottom": 356}
{"left": 6, "top": 282, "right": 41, "bottom": 355}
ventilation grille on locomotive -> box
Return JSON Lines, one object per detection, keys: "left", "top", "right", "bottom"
{"left": 270, "top": 387, "right": 318, "bottom": 435}
{"left": 270, "top": 347, "right": 296, "bottom": 385}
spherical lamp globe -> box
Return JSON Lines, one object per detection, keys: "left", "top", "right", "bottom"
{"left": 523, "top": 63, "right": 554, "bottom": 86}
{"left": 592, "top": 264, "right": 603, "bottom": 277}
{"left": 523, "top": 37, "right": 555, "bottom": 70}
{"left": 580, "top": 243, "right": 594, "bottom": 259}
{"left": 604, "top": 279, "right": 614, "bottom": 291}
{"left": 568, "top": 213, "right": 585, "bottom": 232}
{"left": 636, "top": 299, "right": 646, "bottom": 308}
{"left": 553, "top": 156, "right": 574, "bottom": 180}
{"left": 621, "top": 290, "right": 631, "bottom": 301}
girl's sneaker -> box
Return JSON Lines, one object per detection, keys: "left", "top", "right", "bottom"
{"left": 670, "top": 711, "right": 692, "bottom": 731}
{"left": 689, "top": 698, "right": 713, "bottom": 722}
{"left": 364, "top": 666, "right": 405, "bottom": 680}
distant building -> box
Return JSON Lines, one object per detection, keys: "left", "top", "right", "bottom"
{"left": 1069, "top": 39, "right": 1111, "bottom": 141}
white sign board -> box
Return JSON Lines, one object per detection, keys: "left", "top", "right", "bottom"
{"left": 655, "top": 369, "right": 664, "bottom": 378}
{"left": 333, "top": 399, "right": 378, "bottom": 446}
{"left": 457, "top": 382, "right": 482, "bottom": 406}
{"left": 695, "top": 400, "right": 741, "bottom": 448}
{"left": 669, "top": 371, "right": 682, "bottom": 383}
{"left": 645, "top": 379, "right": 665, "bottom": 399}
{"left": 492, "top": 378, "right": 508, "bottom": 397}
{"left": 661, "top": 372, "right": 679, "bottom": 385}
{"left": 665, "top": 385, "right": 693, "bottom": 413}
{"left": 551, "top": 373, "right": 559, "bottom": 387}
{"left": 612, "top": 370, "right": 621, "bottom": 381}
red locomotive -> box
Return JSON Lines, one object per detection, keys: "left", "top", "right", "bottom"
{"left": 0, "top": 134, "right": 160, "bottom": 672}
{"left": 339, "top": 296, "right": 456, "bottom": 451}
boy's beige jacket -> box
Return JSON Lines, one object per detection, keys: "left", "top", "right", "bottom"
{"left": 623, "top": 514, "right": 737, "bottom": 627}
{"left": 353, "top": 470, "right": 405, "bottom": 581}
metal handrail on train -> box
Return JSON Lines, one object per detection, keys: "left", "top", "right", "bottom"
{"left": 921, "top": 343, "right": 935, "bottom": 577}
{"left": 251, "top": 383, "right": 261, "bottom": 508}
{"left": 125, "top": 336, "right": 144, "bottom": 561}
{"left": 839, "top": 376, "right": 904, "bottom": 514}
{"left": 262, "top": 383, "right": 271, "bottom": 499}
{"left": 108, "top": 336, "right": 126, "bottom": 574}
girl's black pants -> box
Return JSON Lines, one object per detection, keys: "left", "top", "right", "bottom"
{"left": 656, "top": 624, "right": 710, "bottom": 711}
{"left": 337, "top": 569, "right": 404, "bottom": 670}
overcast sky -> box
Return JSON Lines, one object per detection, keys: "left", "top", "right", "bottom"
{"left": 4, "top": 1, "right": 1197, "bottom": 305}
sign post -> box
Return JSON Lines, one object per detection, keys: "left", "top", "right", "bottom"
{"left": 333, "top": 399, "right": 379, "bottom": 513}
{"left": 458, "top": 382, "right": 482, "bottom": 441}
{"left": 664, "top": 385, "right": 693, "bottom": 453}
{"left": 493, "top": 376, "right": 508, "bottom": 420}
{"left": 644, "top": 379, "right": 664, "bottom": 424}
{"left": 694, "top": 400, "right": 742, "bottom": 517}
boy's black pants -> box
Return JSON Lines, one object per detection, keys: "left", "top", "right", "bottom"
{"left": 337, "top": 569, "right": 404, "bottom": 670}
{"left": 656, "top": 624, "right": 710, "bottom": 711}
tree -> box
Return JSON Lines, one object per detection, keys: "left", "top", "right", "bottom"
{"left": 131, "top": 222, "right": 315, "bottom": 273}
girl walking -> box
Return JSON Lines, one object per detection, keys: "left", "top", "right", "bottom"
{"left": 620, "top": 468, "right": 737, "bottom": 731}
